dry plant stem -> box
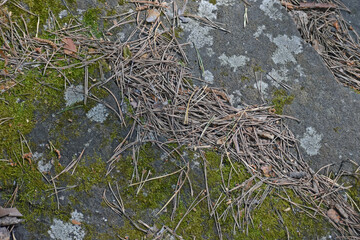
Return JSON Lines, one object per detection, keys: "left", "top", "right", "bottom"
{"left": 129, "top": 165, "right": 187, "bottom": 186}
{"left": 51, "top": 179, "right": 60, "bottom": 210}
{"left": 200, "top": 151, "right": 213, "bottom": 215}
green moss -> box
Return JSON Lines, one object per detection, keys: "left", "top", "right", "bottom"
{"left": 351, "top": 87, "right": 360, "bottom": 94}
{"left": 347, "top": 180, "right": 360, "bottom": 208}
{"left": 122, "top": 45, "right": 132, "bottom": 59}
{"left": 174, "top": 27, "right": 183, "bottom": 38}
{"left": 55, "top": 155, "right": 112, "bottom": 193}
{"left": 123, "top": 97, "right": 134, "bottom": 115}
{"left": 241, "top": 75, "right": 249, "bottom": 81}
{"left": 209, "top": 0, "right": 217, "bottom": 5}
{"left": 4, "top": 0, "right": 75, "bottom": 36}
{"left": 253, "top": 65, "right": 265, "bottom": 73}
{"left": 341, "top": 173, "right": 360, "bottom": 209}
{"left": 118, "top": 0, "right": 126, "bottom": 5}
{"left": 220, "top": 71, "right": 229, "bottom": 77}
{"left": 82, "top": 8, "right": 103, "bottom": 38}
{"left": 271, "top": 89, "right": 294, "bottom": 114}
{"left": 0, "top": 155, "right": 73, "bottom": 237}
{"left": 205, "top": 151, "right": 250, "bottom": 193}
{"left": 0, "top": 69, "right": 65, "bottom": 156}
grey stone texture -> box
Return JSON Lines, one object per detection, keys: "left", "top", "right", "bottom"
{"left": 178, "top": 0, "right": 360, "bottom": 171}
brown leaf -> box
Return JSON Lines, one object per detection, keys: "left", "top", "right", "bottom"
{"left": 0, "top": 207, "right": 23, "bottom": 218}
{"left": 71, "top": 219, "right": 81, "bottom": 225}
{"left": 62, "top": 38, "right": 77, "bottom": 55}
{"left": 327, "top": 208, "right": 340, "bottom": 223}
{"left": 244, "top": 180, "right": 253, "bottom": 191}
{"left": 333, "top": 21, "right": 340, "bottom": 31}
{"left": 34, "top": 47, "right": 42, "bottom": 54}
{"left": 260, "top": 165, "right": 272, "bottom": 177}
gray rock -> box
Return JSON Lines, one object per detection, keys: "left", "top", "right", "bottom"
{"left": 0, "top": 227, "right": 10, "bottom": 240}
{"left": 179, "top": 0, "right": 360, "bottom": 171}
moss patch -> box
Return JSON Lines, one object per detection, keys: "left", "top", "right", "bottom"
{"left": 82, "top": 8, "right": 103, "bottom": 38}
{"left": 271, "top": 89, "right": 294, "bottom": 114}
{"left": 209, "top": 0, "right": 217, "bottom": 5}
{"left": 5, "top": 0, "right": 70, "bottom": 35}
{"left": 0, "top": 69, "right": 65, "bottom": 156}
{"left": 0, "top": 155, "right": 73, "bottom": 237}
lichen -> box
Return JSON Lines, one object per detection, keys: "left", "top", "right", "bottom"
{"left": 299, "top": 127, "right": 322, "bottom": 156}
{"left": 218, "top": 53, "right": 250, "bottom": 73}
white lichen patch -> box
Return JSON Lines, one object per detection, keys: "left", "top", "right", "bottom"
{"left": 59, "top": 10, "right": 68, "bottom": 19}
{"left": 33, "top": 152, "right": 52, "bottom": 173}
{"left": 216, "top": 0, "right": 237, "bottom": 6}
{"left": 260, "top": 0, "right": 284, "bottom": 20}
{"left": 203, "top": 70, "right": 214, "bottom": 84}
{"left": 218, "top": 53, "right": 250, "bottom": 72}
{"left": 183, "top": 21, "right": 213, "bottom": 49}
{"left": 198, "top": 0, "right": 217, "bottom": 19}
{"left": 182, "top": 0, "right": 217, "bottom": 49}
{"left": 86, "top": 103, "right": 109, "bottom": 123}
{"left": 254, "top": 80, "right": 269, "bottom": 95}
{"left": 206, "top": 48, "right": 215, "bottom": 57}
{"left": 267, "top": 67, "right": 289, "bottom": 86}
{"left": 38, "top": 159, "right": 53, "bottom": 173}
{"left": 48, "top": 219, "right": 85, "bottom": 240}
{"left": 71, "top": 210, "right": 84, "bottom": 222}
{"left": 253, "top": 25, "right": 266, "bottom": 38}
{"left": 295, "top": 64, "right": 306, "bottom": 77}
{"left": 229, "top": 90, "right": 242, "bottom": 108}
{"left": 271, "top": 35, "right": 303, "bottom": 65}
{"left": 299, "top": 127, "right": 322, "bottom": 156}
{"left": 117, "top": 32, "right": 126, "bottom": 41}
{"left": 64, "top": 85, "right": 84, "bottom": 107}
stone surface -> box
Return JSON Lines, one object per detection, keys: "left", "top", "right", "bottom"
{"left": 0, "top": 227, "right": 10, "bottom": 240}
{"left": 342, "top": 0, "right": 360, "bottom": 34}
{"left": 178, "top": 0, "right": 360, "bottom": 171}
